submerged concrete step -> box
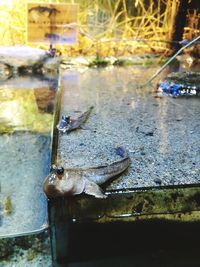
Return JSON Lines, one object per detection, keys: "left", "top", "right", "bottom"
{"left": 0, "top": 74, "right": 59, "bottom": 237}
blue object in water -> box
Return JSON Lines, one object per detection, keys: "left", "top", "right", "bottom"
{"left": 171, "top": 84, "right": 181, "bottom": 97}
{"left": 159, "top": 81, "right": 197, "bottom": 97}
{"left": 115, "top": 146, "right": 127, "bottom": 158}
{"left": 158, "top": 72, "right": 200, "bottom": 97}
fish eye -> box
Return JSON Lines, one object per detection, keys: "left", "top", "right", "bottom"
{"left": 50, "top": 165, "right": 57, "bottom": 172}
{"left": 56, "top": 167, "right": 64, "bottom": 175}
{"left": 63, "top": 116, "right": 70, "bottom": 122}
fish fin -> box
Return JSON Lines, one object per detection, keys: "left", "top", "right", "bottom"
{"left": 57, "top": 126, "right": 68, "bottom": 134}
{"left": 80, "top": 124, "right": 90, "bottom": 130}
{"left": 115, "top": 146, "right": 127, "bottom": 158}
{"left": 84, "top": 179, "right": 107, "bottom": 198}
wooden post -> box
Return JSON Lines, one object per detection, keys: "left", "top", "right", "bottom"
{"left": 169, "top": 0, "right": 190, "bottom": 53}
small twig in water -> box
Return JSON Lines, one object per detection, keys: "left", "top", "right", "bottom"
{"left": 143, "top": 35, "right": 200, "bottom": 86}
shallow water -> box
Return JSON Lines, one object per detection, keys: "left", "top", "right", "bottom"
{"left": 0, "top": 77, "right": 58, "bottom": 237}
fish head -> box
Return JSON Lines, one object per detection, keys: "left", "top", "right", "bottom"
{"left": 43, "top": 165, "right": 85, "bottom": 198}
{"left": 43, "top": 165, "right": 65, "bottom": 197}
{"left": 57, "top": 116, "right": 71, "bottom": 132}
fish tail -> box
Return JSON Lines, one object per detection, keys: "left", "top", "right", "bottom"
{"left": 79, "top": 106, "right": 94, "bottom": 123}
{"left": 84, "top": 156, "right": 131, "bottom": 185}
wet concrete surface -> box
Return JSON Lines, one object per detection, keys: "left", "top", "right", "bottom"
{"left": 58, "top": 66, "right": 200, "bottom": 191}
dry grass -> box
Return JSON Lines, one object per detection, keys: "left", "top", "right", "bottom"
{"left": 0, "top": 0, "right": 199, "bottom": 56}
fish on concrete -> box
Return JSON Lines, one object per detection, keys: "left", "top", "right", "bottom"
{"left": 57, "top": 106, "right": 93, "bottom": 133}
{"left": 43, "top": 149, "right": 131, "bottom": 198}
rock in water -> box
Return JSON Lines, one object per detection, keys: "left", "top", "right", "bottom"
{"left": 0, "top": 46, "right": 59, "bottom": 80}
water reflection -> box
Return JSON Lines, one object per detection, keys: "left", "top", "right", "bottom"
{"left": 0, "top": 76, "right": 58, "bottom": 237}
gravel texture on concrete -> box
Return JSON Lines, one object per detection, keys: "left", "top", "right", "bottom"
{"left": 58, "top": 66, "right": 200, "bottom": 190}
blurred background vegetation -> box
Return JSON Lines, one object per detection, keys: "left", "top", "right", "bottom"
{"left": 0, "top": 0, "right": 199, "bottom": 56}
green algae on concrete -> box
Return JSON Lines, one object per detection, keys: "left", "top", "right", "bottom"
{"left": 49, "top": 185, "right": 200, "bottom": 223}
{"left": 4, "top": 196, "right": 13, "bottom": 215}
{"left": 61, "top": 55, "right": 168, "bottom": 69}
{"left": 88, "top": 57, "right": 111, "bottom": 67}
